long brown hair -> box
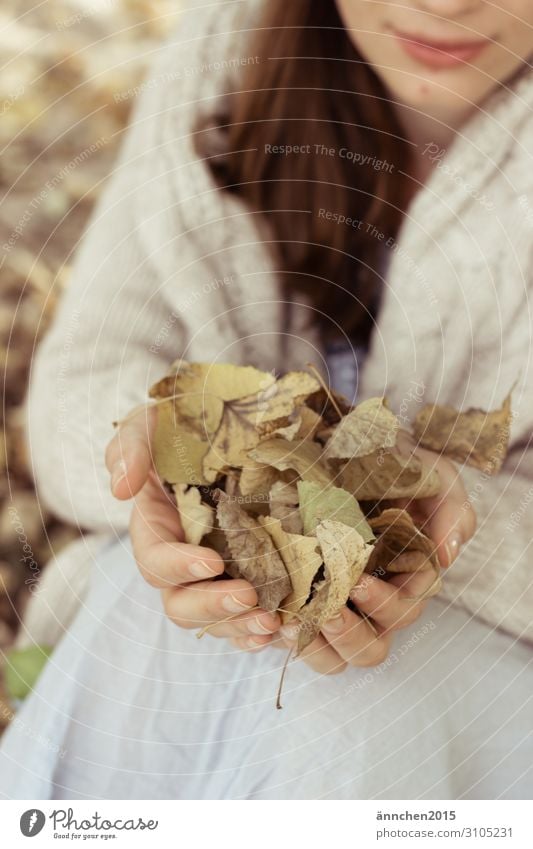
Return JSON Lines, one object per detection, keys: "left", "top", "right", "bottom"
{"left": 196, "top": 0, "right": 414, "bottom": 342}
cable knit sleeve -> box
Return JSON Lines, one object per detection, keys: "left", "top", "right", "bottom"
{"left": 24, "top": 2, "right": 243, "bottom": 533}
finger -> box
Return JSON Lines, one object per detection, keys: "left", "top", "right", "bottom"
{"left": 105, "top": 404, "right": 158, "bottom": 499}
{"left": 406, "top": 449, "right": 476, "bottom": 568}
{"left": 349, "top": 573, "right": 433, "bottom": 633}
{"left": 131, "top": 477, "right": 224, "bottom": 588}
{"left": 229, "top": 634, "right": 274, "bottom": 653}
{"left": 162, "top": 578, "right": 261, "bottom": 629}
{"left": 320, "top": 607, "right": 392, "bottom": 667}
{"left": 282, "top": 629, "right": 347, "bottom": 675}
{"left": 201, "top": 607, "right": 281, "bottom": 639}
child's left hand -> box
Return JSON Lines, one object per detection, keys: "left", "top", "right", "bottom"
{"left": 245, "top": 446, "right": 477, "bottom": 675}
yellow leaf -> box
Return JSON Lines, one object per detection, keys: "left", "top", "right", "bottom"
{"left": 173, "top": 484, "right": 214, "bottom": 545}
{"left": 325, "top": 397, "right": 399, "bottom": 460}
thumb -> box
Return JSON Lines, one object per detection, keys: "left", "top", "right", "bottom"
{"left": 105, "top": 403, "right": 158, "bottom": 499}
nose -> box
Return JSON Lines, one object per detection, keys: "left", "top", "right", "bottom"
{"left": 415, "top": 0, "right": 483, "bottom": 19}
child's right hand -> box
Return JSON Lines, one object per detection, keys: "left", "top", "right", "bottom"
{"left": 105, "top": 405, "right": 281, "bottom": 651}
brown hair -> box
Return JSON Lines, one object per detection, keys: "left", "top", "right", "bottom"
{"left": 196, "top": 0, "right": 414, "bottom": 343}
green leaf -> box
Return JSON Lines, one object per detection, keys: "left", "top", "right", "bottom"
{"left": 5, "top": 645, "right": 53, "bottom": 701}
{"left": 297, "top": 480, "right": 375, "bottom": 542}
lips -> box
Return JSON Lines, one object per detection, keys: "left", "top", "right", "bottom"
{"left": 394, "top": 29, "right": 490, "bottom": 69}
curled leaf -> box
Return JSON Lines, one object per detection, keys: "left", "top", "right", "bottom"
{"left": 269, "top": 481, "right": 303, "bottom": 535}
{"left": 296, "top": 520, "right": 373, "bottom": 653}
{"left": 366, "top": 508, "right": 439, "bottom": 582}
{"left": 259, "top": 516, "right": 322, "bottom": 619}
{"left": 216, "top": 493, "right": 291, "bottom": 612}
{"left": 173, "top": 484, "right": 214, "bottom": 545}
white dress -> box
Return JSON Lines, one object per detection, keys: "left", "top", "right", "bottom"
{"left": 1, "top": 351, "right": 533, "bottom": 800}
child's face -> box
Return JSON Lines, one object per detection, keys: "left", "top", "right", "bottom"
{"left": 335, "top": 0, "right": 533, "bottom": 120}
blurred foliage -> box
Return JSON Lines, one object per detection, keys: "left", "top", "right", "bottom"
{"left": 0, "top": 0, "right": 180, "bottom": 724}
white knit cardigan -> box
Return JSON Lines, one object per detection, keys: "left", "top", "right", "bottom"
{"left": 24, "top": 0, "right": 533, "bottom": 645}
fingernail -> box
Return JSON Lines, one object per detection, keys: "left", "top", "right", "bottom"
{"left": 110, "top": 459, "right": 127, "bottom": 494}
{"left": 248, "top": 617, "right": 275, "bottom": 635}
{"left": 445, "top": 531, "right": 463, "bottom": 565}
{"left": 188, "top": 560, "right": 219, "bottom": 579}
{"left": 222, "top": 594, "right": 253, "bottom": 614}
{"left": 246, "top": 636, "right": 266, "bottom": 649}
{"left": 280, "top": 623, "right": 300, "bottom": 642}
{"left": 350, "top": 582, "right": 371, "bottom": 602}
{"left": 322, "top": 612, "right": 345, "bottom": 634}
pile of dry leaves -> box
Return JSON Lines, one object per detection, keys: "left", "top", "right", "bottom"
{"left": 148, "top": 359, "right": 512, "bottom": 692}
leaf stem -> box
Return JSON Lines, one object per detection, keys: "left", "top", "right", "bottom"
{"left": 305, "top": 362, "right": 343, "bottom": 419}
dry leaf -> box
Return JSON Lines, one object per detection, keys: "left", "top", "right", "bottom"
{"left": 297, "top": 480, "right": 374, "bottom": 542}
{"left": 339, "top": 446, "right": 441, "bottom": 501}
{"left": 259, "top": 516, "right": 322, "bottom": 619}
{"left": 152, "top": 400, "right": 209, "bottom": 485}
{"left": 295, "top": 405, "right": 323, "bottom": 440}
{"left": 269, "top": 481, "right": 303, "bottom": 534}
{"left": 250, "top": 438, "right": 333, "bottom": 487}
{"left": 412, "top": 393, "right": 512, "bottom": 473}
{"left": 202, "top": 371, "right": 320, "bottom": 482}
{"left": 296, "top": 520, "right": 373, "bottom": 652}
{"left": 366, "top": 508, "right": 439, "bottom": 580}
{"left": 173, "top": 485, "right": 214, "bottom": 546}
{"left": 324, "top": 397, "right": 399, "bottom": 460}
{"left": 239, "top": 458, "right": 281, "bottom": 497}
{"left": 216, "top": 494, "right": 291, "bottom": 612}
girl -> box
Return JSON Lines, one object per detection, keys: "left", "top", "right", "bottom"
{"left": 2, "top": 0, "right": 533, "bottom": 799}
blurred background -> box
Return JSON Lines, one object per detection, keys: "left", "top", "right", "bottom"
{"left": 0, "top": 0, "right": 181, "bottom": 727}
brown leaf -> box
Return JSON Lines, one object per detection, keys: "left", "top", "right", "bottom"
{"left": 269, "top": 481, "right": 303, "bottom": 534}
{"left": 366, "top": 508, "right": 439, "bottom": 580}
{"left": 239, "top": 458, "right": 281, "bottom": 498}
{"left": 259, "top": 516, "right": 322, "bottom": 620}
{"left": 296, "top": 520, "right": 373, "bottom": 653}
{"left": 412, "top": 393, "right": 512, "bottom": 473}
{"left": 216, "top": 494, "right": 291, "bottom": 612}
{"left": 324, "top": 397, "right": 399, "bottom": 460}
{"left": 339, "top": 446, "right": 441, "bottom": 500}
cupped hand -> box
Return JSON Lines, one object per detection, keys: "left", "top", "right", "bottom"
{"left": 263, "top": 445, "right": 476, "bottom": 675}
{"left": 105, "top": 404, "right": 281, "bottom": 650}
